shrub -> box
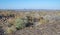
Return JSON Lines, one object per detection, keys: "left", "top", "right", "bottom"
{"left": 15, "top": 18, "right": 25, "bottom": 30}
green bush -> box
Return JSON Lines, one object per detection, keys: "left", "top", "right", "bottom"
{"left": 15, "top": 18, "right": 25, "bottom": 30}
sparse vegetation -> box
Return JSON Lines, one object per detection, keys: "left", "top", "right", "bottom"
{"left": 0, "top": 10, "right": 60, "bottom": 35}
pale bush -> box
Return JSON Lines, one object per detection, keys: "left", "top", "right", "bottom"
{"left": 14, "top": 18, "right": 26, "bottom": 30}
{"left": 6, "top": 26, "right": 16, "bottom": 34}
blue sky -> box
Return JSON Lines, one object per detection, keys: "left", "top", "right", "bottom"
{"left": 0, "top": 0, "right": 60, "bottom": 9}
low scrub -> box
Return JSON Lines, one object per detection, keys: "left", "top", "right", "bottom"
{"left": 14, "top": 18, "right": 26, "bottom": 30}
